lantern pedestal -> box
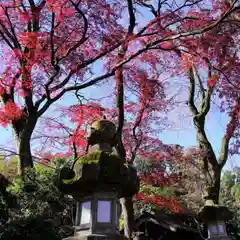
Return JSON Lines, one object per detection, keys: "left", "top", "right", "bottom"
{"left": 199, "top": 200, "right": 232, "bottom": 240}
{"left": 64, "top": 234, "right": 124, "bottom": 240}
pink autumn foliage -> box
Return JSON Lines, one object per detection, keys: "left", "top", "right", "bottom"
{"left": 0, "top": 0, "right": 239, "bottom": 212}
{"left": 0, "top": 0, "right": 236, "bottom": 127}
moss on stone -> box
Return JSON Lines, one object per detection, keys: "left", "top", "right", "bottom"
{"left": 76, "top": 150, "right": 102, "bottom": 165}
{"left": 72, "top": 150, "right": 125, "bottom": 182}
{"left": 75, "top": 150, "right": 121, "bottom": 166}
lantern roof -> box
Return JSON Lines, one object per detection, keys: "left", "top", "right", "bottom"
{"left": 198, "top": 200, "right": 233, "bottom": 221}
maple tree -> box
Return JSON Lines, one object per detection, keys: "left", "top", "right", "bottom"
{"left": 0, "top": 0, "right": 237, "bottom": 174}
{"left": 174, "top": 0, "right": 240, "bottom": 205}
{"left": 0, "top": 0, "right": 239, "bottom": 238}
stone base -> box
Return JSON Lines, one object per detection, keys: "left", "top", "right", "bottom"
{"left": 209, "top": 237, "right": 231, "bottom": 240}
{"left": 63, "top": 233, "right": 126, "bottom": 240}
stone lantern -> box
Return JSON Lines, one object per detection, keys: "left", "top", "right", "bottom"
{"left": 199, "top": 200, "right": 233, "bottom": 240}
{"left": 57, "top": 118, "right": 140, "bottom": 240}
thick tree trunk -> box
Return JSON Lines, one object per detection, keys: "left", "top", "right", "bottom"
{"left": 120, "top": 197, "right": 135, "bottom": 239}
{"left": 206, "top": 167, "right": 221, "bottom": 204}
{"left": 12, "top": 115, "right": 37, "bottom": 174}
{"left": 187, "top": 66, "right": 236, "bottom": 206}
{"left": 195, "top": 119, "right": 221, "bottom": 204}
{"left": 16, "top": 132, "right": 33, "bottom": 170}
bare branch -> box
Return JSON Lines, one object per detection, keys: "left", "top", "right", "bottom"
{"left": 37, "top": 71, "right": 114, "bottom": 117}
{"left": 138, "top": 2, "right": 157, "bottom": 17}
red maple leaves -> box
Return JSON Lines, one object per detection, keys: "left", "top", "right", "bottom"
{"left": 0, "top": 100, "right": 25, "bottom": 126}
{"left": 136, "top": 193, "right": 182, "bottom": 213}
{"left": 207, "top": 75, "right": 217, "bottom": 87}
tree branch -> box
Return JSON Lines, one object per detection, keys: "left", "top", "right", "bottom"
{"left": 192, "top": 65, "right": 205, "bottom": 100}
{"left": 0, "top": 20, "right": 19, "bottom": 49}
{"left": 50, "top": 12, "right": 57, "bottom": 68}
{"left": 127, "top": 0, "right": 136, "bottom": 34}
{"left": 10, "top": 71, "right": 21, "bottom": 102}
{"left": 144, "top": 0, "right": 238, "bottom": 47}
{"left": 21, "top": 61, "right": 35, "bottom": 114}
{"left": 29, "top": 0, "right": 45, "bottom": 31}
{"left": 69, "top": 134, "right": 78, "bottom": 161}
{"left": 130, "top": 105, "right": 144, "bottom": 164}
{"left": 188, "top": 67, "right": 199, "bottom": 116}
{"left": 5, "top": 8, "right": 21, "bottom": 49}
{"left": 0, "top": 29, "right": 14, "bottom": 49}
{"left": 34, "top": 0, "right": 237, "bottom": 121}
{"left": 58, "top": 0, "right": 88, "bottom": 61}
{"left": 198, "top": 64, "right": 215, "bottom": 118}
{"left": 188, "top": 66, "right": 219, "bottom": 174}
{"left": 115, "top": 66, "right": 126, "bottom": 161}
{"left": 36, "top": 0, "right": 232, "bottom": 109}
{"left": 28, "top": 0, "right": 36, "bottom": 7}
{"left": 115, "top": 0, "right": 137, "bottom": 162}
{"left": 37, "top": 71, "right": 114, "bottom": 117}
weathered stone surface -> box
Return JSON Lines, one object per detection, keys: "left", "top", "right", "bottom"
{"left": 208, "top": 237, "right": 231, "bottom": 240}
{"left": 57, "top": 150, "right": 139, "bottom": 198}
{"left": 88, "top": 120, "right": 117, "bottom": 146}
{"left": 63, "top": 233, "right": 126, "bottom": 240}
{"left": 199, "top": 200, "right": 233, "bottom": 221}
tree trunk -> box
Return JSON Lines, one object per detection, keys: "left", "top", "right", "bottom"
{"left": 120, "top": 197, "right": 135, "bottom": 239}
{"left": 13, "top": 115, "right": 37, "bottom": 175}
{"left": 205, "top": 167, "right": 221, "bottom": 204}
{"left": 194, "top": 117, "right": 221, "bottom": 204}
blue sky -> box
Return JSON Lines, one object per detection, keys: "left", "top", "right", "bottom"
{"left": 0, "top": 0, "right": 238, "bottom": 170}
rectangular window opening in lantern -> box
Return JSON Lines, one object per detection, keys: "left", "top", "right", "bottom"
{"left": 80, "top": 201, "right": 91, "bottom": 225}
{"left": 218, "top": 224, "right": 225, "bottom": 233}
{"left": 97, "top": 200, "right": 111, "bottom": 223}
